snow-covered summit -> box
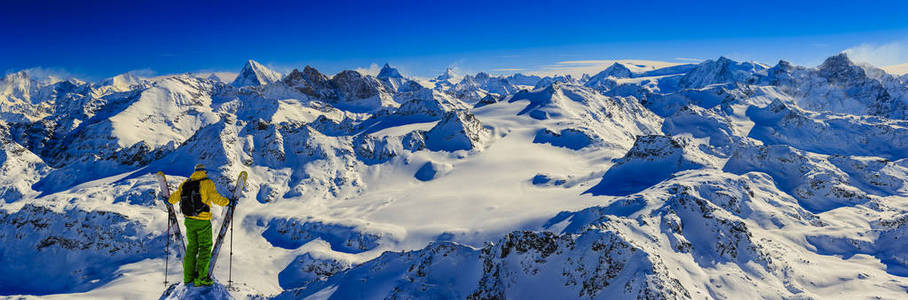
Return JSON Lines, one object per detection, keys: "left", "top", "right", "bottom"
{"left": 433, "top": 67, "right": 460, "bottom": 84}
{"left": 591, "top": 62, "right": 635, "bottom": 79}
{"left": 678, "top": 56, "right": 767, "bottom": 88}
{"left": 376, "top": 63, "right": 403, "bottom": 79}
{"left": 504, "top": 73, "right": 542, "bottom": 86}
{"left": 281, "top": 65, "right": 335, "bottom": 99}
{"left": 99, "top": 72, "right": 148, "bottom": 92}
{"left": 231, "top": 59, "right": 281, "bottom": 88}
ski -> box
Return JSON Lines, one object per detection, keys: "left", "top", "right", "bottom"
{"left": 208, "top": 171, "right": 247, "bottom": 278}
{"left": 156, "top": 172, "right": 186, "bottom": 259}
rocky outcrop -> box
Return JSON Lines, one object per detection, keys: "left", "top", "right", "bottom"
{"left": 424, "top": 110, "right": 490, "bottom": 152}
{"left": 281, "top": 66, "right": 336, "bottom": 99}
{"left": 747, "top": 99, "right": 908, "bottom": 160}
{"left": 586, "top": 135, "right": 719, "bottom": 196}
{"left": 261, "top": 217, "right": 384, "bottom": 254}
{"left": 0, "top": 204, "right": 163, "bottom": 294}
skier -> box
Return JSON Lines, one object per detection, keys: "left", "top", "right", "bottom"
{"left": 168, "top": 163, "right": 231, "bottom": 286}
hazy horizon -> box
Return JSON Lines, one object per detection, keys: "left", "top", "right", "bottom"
{"left": 3, "top": 0, "right": 908, "bottom": 80}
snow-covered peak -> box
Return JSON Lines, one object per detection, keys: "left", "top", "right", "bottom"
{"left": 446, "top": 72, "right": 519, "bottom": 103}
{"left": 0, "top": 71, "right": 36, "bottom": 102}
{"left": 678, "top": 56, "right": 766, "bottom": 88}
{"left": 583, "top": 63, "right": 634, "bottom": 91}
{"left": 505, "top": 73, "right": 542, "bottom": 86}
{"left": 764, "top": 53, "right": 908, "bottom": 118}
{"left": 99, "top": 72, "right": 147, "bottom": 92}
{"left": 376, "top": 63, "right": 403, "bottom": 79}
{"left": 0, "top": 69, "right": 85, "bottom": 118}
{"left": 328, "top": 70, "right": 398, "bottom": 111}
{"left": 586, "top": 135, "right": 719, "bottom": 196}
{"left": 534, "top": 75, "right": 580, "bottom": 89}
{"left": 279, "top": 66, "right": 335, "bottom": 99}
{"left": 818, "top": 52, "right": 853, "bottom": 71}
{"left": 816, "top": 52, "right": 872, "bottom": 82}
{"left": 4, "top": 69, "right": 75, "bottom": 86}
{"left": 593, "top": 62, "right": 635, "bottom": 79}
{"left": 205, "top": 74, "right": 222, "bottom": 82}
{"left": 424, "top": 110, "right": 490, "bottom": 151}
{"left": 2, "top": 70, "right": 32, "bottom": 84}
{"left": 376, "top": 63, "right": 421, "bottom": 93}
{"left": 814, "top": 52, "right": 895, "bottom": 83}
{"left": 434, "top": 67, "right": 459, "bottom": 82}
{"left": 231, "top": 59, "right": 281, "bottom": 88}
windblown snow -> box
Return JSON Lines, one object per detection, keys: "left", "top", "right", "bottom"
{"left": 1, "top": 55, "right": 907, "bottom": 299}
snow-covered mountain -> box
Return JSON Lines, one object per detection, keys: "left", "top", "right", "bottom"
{"left": 231, "top": 60, "right": 282, "bottom": 88}
{"left": 2, "top": 53, "right": 908, "bottom": 299}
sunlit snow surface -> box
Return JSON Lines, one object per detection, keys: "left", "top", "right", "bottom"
{"left": 1, "top": 56, "right": 908, "bottom": 299}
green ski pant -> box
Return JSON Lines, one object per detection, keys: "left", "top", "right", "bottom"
{"left": 183, "top": 218, "right": 213, "bottom": 283}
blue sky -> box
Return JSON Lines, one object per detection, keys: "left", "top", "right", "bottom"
{"left": 3, "top": 0, "right": 908, "bottom": 80}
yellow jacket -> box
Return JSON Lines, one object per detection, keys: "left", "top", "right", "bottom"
{"left": 168, "top": 170, "right": 231, "bottom": 220}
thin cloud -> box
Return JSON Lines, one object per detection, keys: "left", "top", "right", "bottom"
{"left": 528, "top": 59, "right": 685, "bottom": 77}
{"left": 354, "top": 63, "right": 382, "bottom": 76}
{"left": 492, "top": 68, "right": 524, "bottom": 71}
{"left": 6, "top": 67, "right": 81, "bottom": 82}
{"left": 122, "top": 68, "right": 157, "bottom": 78}
{"left": 881, "top": 62, "right": 908, "bottom": 76}
{"left": 673, "top": 57, "right": 704, "bottom": 62}
{"left": 844, "top": 41, "right": 908, "bottom": 67}
{"left": 263, "top": 63, "right": 293, "bottom": 76}
{"left": 556, "top": 60, "right": 617, "bottom": 64}
{"left": 188, "top": 70, "right": 238, "bottom": 82}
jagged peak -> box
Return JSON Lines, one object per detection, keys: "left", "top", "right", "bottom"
{"left": 1, "top": 70, "right": 30, "bottom": 81}
{"left": 818, "top": 52, "right": 858, "bottom": 72}
{"left": 300, "top": 65, "right": 328, "bottom": 81}
{"left": 100, "top": 72, "right": 146, "bottom": 91}
{"left": 241, "top": 59, "right": 269, "bottom": 72}
{"left": 767, "top": 60, "right": 795, "bottom": 76}
{"left": 425, "top": 109, "right": 489, "bottom": 151}
{"left": 302, "top": 65, "right": 321, "bottom": 74}
{"left": 2, "top": 69, "right": 77, "bottom": 86}
{"left": 231, "top": 59, "right": 281, "bottom": 87}
{"left": 284, "top": 68, "right": 302, "bottom": 79}
{"left": 703, "top": 56, "right": 766, "bottom": 70}
{"left": 377, "top": 63, "right": 403, "bottom": 79}
{"left": 332, "top": 69, "right": 365, "bottom": 80}
{"left": 715, "top": 56, "right": 735, "bottom": 64}
{"left": 435, "top": 67, "right": 458, "bottom": 81}
{"left": 588, "top": 62, "right": 635, "bottom": 84}
{"left": 281, "top": 68, "right": 306, "bottom": 85}
{"left": 604, "top": 62, "right": 634, "bottom": 77}
{"left": 815, "top": 52, "right": 880, "bottom": 83}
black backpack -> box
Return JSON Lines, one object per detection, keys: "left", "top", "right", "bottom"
{"left": 180, "top": 179, "right": 210, "bottom": 217}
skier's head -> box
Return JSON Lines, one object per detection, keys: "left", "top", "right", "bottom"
{"left": 194, "top": 163, "right": 206, "bottom": 172}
